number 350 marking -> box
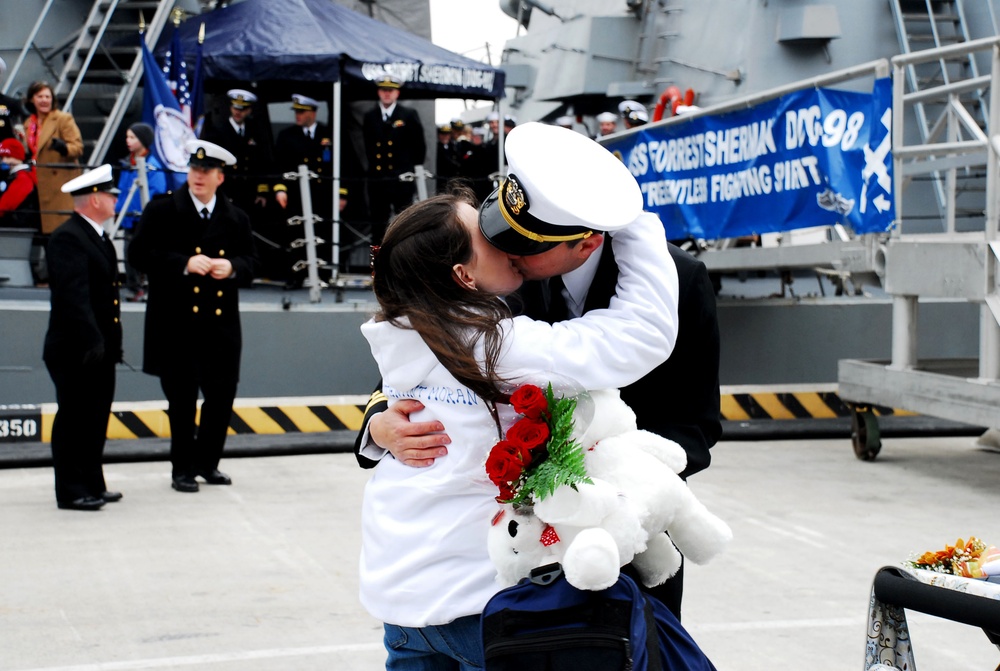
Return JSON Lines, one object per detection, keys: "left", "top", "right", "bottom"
{"left": 0, "top": 418, "right": 38, "bottom": 438}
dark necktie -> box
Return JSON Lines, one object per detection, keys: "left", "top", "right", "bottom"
{"left": 304, "top": 128, "right": 312, "bottom": 139}
{"left": 238, "top": 126, "right": 244, "bottom": 137}
{"left": 201, "top": 207, "right": 210, "bottom": 220}
{"left": 101, "top": 232, "right": 116, "bottom": 260}
{"left": 544, "top": 275, "right": 569, "bottom": 323}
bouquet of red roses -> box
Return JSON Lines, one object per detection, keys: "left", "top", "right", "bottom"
{"left": 484, "top": 383, "right": 590, "bottom": 506}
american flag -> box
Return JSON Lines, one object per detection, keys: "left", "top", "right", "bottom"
{"left": 162, "top": 27, "right": 192, "bottom": 126}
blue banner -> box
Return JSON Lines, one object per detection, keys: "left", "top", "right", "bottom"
{"left": 603, "top": 78, "right": 894, "bottom": 241}
{"left": 140, "top": 39, "right": 195, "bottom": 190}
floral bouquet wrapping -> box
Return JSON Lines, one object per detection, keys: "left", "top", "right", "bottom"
{"left": 904, "top": 536, "right": 1000, "bottom": 579}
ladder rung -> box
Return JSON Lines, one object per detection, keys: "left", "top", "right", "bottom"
{"left": 73, "top": 115, "right": 112, "bottom": 125}
{"left": 901, "top": 12, "right": 960, "bottom": 22}
{"left": 907, "top": 34, "right": 964, "bottom": 44}
{"left": 68, "top": 69, "right": 129, "bottom": 79}
{"left": 71, "top": 89, "right": 123, "bottom": 100}
{"left": 119, "top": 1, "right": 166, "bottom": 8}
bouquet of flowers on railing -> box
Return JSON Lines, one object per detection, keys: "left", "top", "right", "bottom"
{"left": 484, "top": 383, "right": 591, "bottom": 507}
{"left": 904, "top": 536, "right": 1000, "bottom": 579}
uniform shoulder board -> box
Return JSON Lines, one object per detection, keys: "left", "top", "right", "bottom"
{"left": 152, "top": 191, "right": 172, "bottom": 200}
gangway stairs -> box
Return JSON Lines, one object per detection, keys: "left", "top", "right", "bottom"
{"left": 888, "top": 0, "right": 995, "bottom": 223}
{"left": 838, "top": 36, "right": 1000, "bottom": 460}
{"left": 1, "top": 0, "right": 177, "bottom": 164}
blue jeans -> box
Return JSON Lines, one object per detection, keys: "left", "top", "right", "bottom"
{"left": 383, "top": 614, "right": 484, "bottom": 670}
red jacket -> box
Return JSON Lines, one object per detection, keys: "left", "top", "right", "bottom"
{"left": 0, "top": 165, "right": 40, "bottom": 230}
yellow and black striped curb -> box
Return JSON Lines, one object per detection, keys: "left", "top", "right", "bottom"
{"left": 719, "top": 387, "right": 916, "bottom": 422}
{"left": 0, "top": 396, "right": 369, "bottom": 444}
{"left": 1, "top": 388, "right": 915, "bottom": 444}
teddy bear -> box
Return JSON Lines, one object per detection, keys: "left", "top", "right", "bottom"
{"left": 487, "top": 388, "right": 732, "bottom": 592}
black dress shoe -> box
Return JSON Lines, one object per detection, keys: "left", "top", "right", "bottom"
{"left": 100, "top": 491, "right": 123, "bottom": 502}
{"left": 198, "top": 469, "right": 232, "bottom": 485}
{"left": 171, "top": 475, "right": 200, "bottom": 493}
{"left": 57, "top": 496, "right": 105, "bottom": 511}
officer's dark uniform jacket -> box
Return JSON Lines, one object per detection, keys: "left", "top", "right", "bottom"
{"left": 200, "top": 117, "right": 274, "bottom": 210}
{"left": 128, "top": 186, "right": 259, "bottom": 380}
{"left": 43, "top": 213, "right": 123, "bottom": 365}
{"left": 362, "top": 105, "right": 426, "bottom": 180}
{"left": 273, "top": 122, "right": 332, "bottom": 216}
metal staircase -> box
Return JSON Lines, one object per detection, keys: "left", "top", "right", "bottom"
{"left": 3, "top": 0, "right": 177, "bottom": 164}
{"left": 888, "top": 0, "right": 996, "bottom": 223}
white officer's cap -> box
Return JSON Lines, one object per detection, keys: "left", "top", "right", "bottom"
{"left": 375, "top": 74, "right": 403, "bottom": 90}
{"left": 227, "top": 88, "right": 257, "bottom": 109}
{"left": 617, "top": 100, "right": 644, "bottom": 116}
{"left": 185, "top": 139, "right": 237, "bottom": 168}
{"left": 626, "top": 108, "right": 650, "bottom": 125}
{"left": 291, "top": 94, "right": 320, "bottom": 111}
{"left": 479, "top": 122, "right": 642, "bottom": 256}
{"left": 61, "top": 164, "right": 120, "bottom": 196}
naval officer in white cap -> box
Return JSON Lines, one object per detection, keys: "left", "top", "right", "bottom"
{"left": 43, "top": 164, "right": 124, "bottom": 510}
{"left": 129, "top": 139, "right": 259, "bottom": 494}
{"left": 272, "top": 93, "right": 335, "bottom": 287}
{"left": 200, "top": 87, "right": 274, "bottom": 221}
{"left": 483, "top": 121, "right": 719, "bottom": 618}
{"left": 362, "top": 72, "right": 426, "bottom": 244}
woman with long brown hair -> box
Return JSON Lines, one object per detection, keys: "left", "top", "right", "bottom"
{"left": 359, "top": 122, "right": 680, "bottom": 670}
{"left": 24, "top": 81, "right": 83, "bottom": 234}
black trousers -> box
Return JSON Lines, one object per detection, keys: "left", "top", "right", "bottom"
{"left": 160, "top": 373, "right": 237, "bottom": 477}
{"left": 367, "top": 180, "right": 416, "bottom": 244}
{"left": 46, "top": 357, "right": 115, "bottom": 503}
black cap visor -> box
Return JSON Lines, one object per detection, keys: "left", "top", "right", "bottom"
{"left": 478, "top": 182, "right": 593, "bottom": 257}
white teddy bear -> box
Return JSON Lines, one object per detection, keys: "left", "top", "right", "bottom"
{"left": 487, "top": 388, "right": 732, "bottom": 591}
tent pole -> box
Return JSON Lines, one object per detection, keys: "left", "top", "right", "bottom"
{"left": 332, "top": 79, "right": 341, "bottom": 283}
{"left": 496, "top": 96, "right": 504, "bottom": 179}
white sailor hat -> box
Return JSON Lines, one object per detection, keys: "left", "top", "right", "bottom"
{"left": 61, "top": 164, "right": 120, "bottom": 196}
{"left": 375, "top": 74, "right": 403, "bottom": 89}
{"left": 479, "top": 122, "right": 642, "bottom": 256}
{"left": 596, "top": 111, "right": 618, "bottom": 124}
{"left": 626, "top": 108, "right": 649, "bottom": 125}
{"left": 486, "top": 111, "right": 500, "bottom": 122}
{"left": 617, "top": 100, "right": 644, "bottom": 116}
{"left": 185, "top": 139, "right": 237, "bottom": 168}
{"left": 291, "top": 94, "right": 320, "bottom": 111}
{"left": 227, "top": 88, "right": 257, "bottom": 108}
{"left": 554, "top": 115, "right": 575, "bottom": 128}
{"left": 472, "top": 125, "right": 488, "bottom": 137}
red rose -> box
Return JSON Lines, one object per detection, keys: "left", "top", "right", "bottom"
{"left": 511, "top": 384, "right": 548, "bottom": 419}
{"left": 485, "top": 440, "right": 531, "bottom": 487}
{"left": 506, "top": 417, "right": 550, "bottom": 451}
{"left": 495, "top": 483, "right": 517, "bottom": 503}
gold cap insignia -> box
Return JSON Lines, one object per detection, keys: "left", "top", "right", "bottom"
{"left": 503, "top": 175, "right": 528, "bottom": 216}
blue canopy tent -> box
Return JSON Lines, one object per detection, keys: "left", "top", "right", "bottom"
{"left": 158, "top": 0, "right": 504, "bottom": 99}
{"left": 156, "top": 0, "right": 506, "bottom": 285}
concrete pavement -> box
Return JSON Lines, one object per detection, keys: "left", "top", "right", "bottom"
{"left": 2, "top": 435, "right": 999, "bottom": 670}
